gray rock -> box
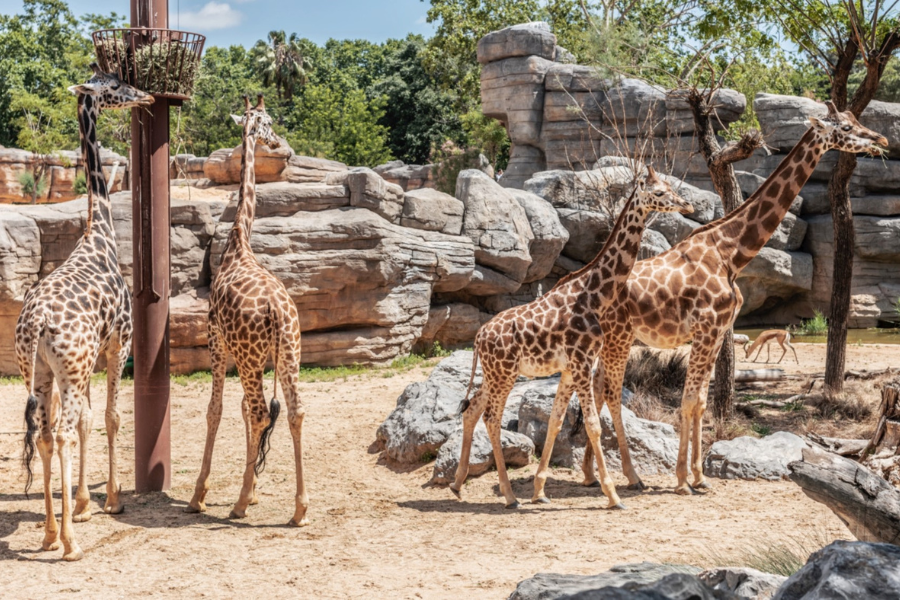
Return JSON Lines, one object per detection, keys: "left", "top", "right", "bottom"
{"left": 516, "top": 376, "right": 675, "bottom": 473}
{"left": 502, "top": 145, "right": 547, "bottom": 190}
{"left": 648, "top": 212, "right": 700, "bottom": 246}
{"left": 640, "top": 228, "right": 672, "bottom": 260}
{"left": 347, "top": 167, "right": 405, "bottom": 223}
{"left": 509, "top": 563, "right": 704, "bottom": 600}
{"left": 666, "top": 89, "right": 747, "bottom": 136}
{"left": 703, "top": 431, "right": 808, "bottom": 481}
{"left": 430, "top": 423, "right": 534, "bottom": 484}
{"left": 482, "top": 55, "right": 555, "bottom": 147}
{"left": 754, "top": 93, "right": 823, "bottom": 152}
{"left": 604, "top": 78, "right": 667, "bottom": 135}
{"left": 417, "top": 303, "right": 489, "bottom": 350}
{"left": 476, "top": 22, "right": 556, "bottom": 64}
{"left": 700, "top": 567, "right": 787, "bottom": 600}
{"left": 661, "top": 176, "right": 719, "bottom": 223}
{"left": 764, "top": 212, "right": 808, "bottom": 252}
{"left": 376, "top": 351, "right": 481, "bottom": 463}
{"left": 851, "top": 195, "right": 900, "bottom": 216}
{"left": 737, "top": 248, "right": 813, "bottom": 315}
{"left": 858, "top": 100, "right": 900, "bottom": 157}
{"left": 400, "top": 188, "right": 465, "bottom": 235}
{"left": 283, "top": 154, "right": 348, "bottom": 184}
{"left": 220, "top": 181, "right": 350, "bottom": 220}
{"left": 555, "top": 207, "right": 613, "bottom": 263}
{"left": 508, "top": 188, "right": 570, "bottom": 282}
{"left": 457, "top": 169, "right": 535, "bottom": 287}
{"left": 773, "top": 541, "right": 900, "bottom": 600}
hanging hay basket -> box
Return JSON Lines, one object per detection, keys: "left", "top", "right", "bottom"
{"left": 92, "top": 28, "right": 205, "bottom": 101}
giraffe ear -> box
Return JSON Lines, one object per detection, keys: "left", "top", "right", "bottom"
{"left": 231, "top": 114, "right": 244, "bottom": 126}
{"left": 68, "top": 83, "right": 96, "bottom": 96}
{"left": 808, "top": 115, "right": 826, "bottom": 130}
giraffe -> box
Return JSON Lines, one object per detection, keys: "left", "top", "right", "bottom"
{"left": 186, "top": 95, "right": 309, "bottom": 526}
{"left": 580, "top": 101, "right": 888, "bottom": 496}
{"left": 451, "top": 166, "right": 695, "bottom": 508}
{"left": 16, "top": 63, "right": 153, "bottom": 561}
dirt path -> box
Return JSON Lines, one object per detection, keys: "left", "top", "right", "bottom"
{"left": 1, "top": 343, "right": 882, "bottom": 599}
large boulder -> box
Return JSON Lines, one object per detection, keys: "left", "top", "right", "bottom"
{"left": 773, "top": 541, "right": 900, "bottom": 600}
{"left": 858, "top": 100, "right": 900, "bottom": 157}
{"left": 516, "top": 376, "right": 670, "bottom": 472}
{"left": 417, "top": 303, "right": 490, "bottom": 350}
{"left": 346, "top": 168, "right": 405, "bottom": 224}
{"left": 211, "top": 206, "right": 475, "bottom": 366}
{"left": 476, "top": 22, "right": 557, "bottom": 64}
{"left": 648, "top": 211, "right": 700, "bottom": 246}
{"left": 430, "top": 423, "right": 534, "bottom": 484}
{"left": 376, "top": 351, "right": 480, "bottom": 463}
{"left": 283, "top": 155, "right": 348, "bottom": 184}
{"left": 754, "top": 93, "right": 823, "bottom": 152}
{"left": 735, "top": 171, "right": 804, "bottom": 215}
{"left": 508, "top": 188, "right": 569, "bottom": 282}
{"left": 700, "top": 568, "right": 786, "bottom": 600}
{"left": 765, "top": 212, "right": 808, "bottom": 252}
{"left": 203, "top": 140, "right": 294, "bottom": 185}
{"left": 400, "top": 188, "right": 465, "bottom": 235}
{"left": 703, "top": 431, "right": 809, "bottom": 481}
{"left": 737, "top": 248, "right": 813, "bottom": 315}
{"left": 456, "top": 169, "right": 535, "bottom": 292}
{"left": 220, "top": 182, "right": 350, "bottom": 219}
{"left": 170, "top": 197, "right": 223, "bottom": 296}
{"left": 509, "top": 563, "right": 705, "bottom": 600}
{"left": 666, "top": 89, "right": 747, "bottom": 135}
{"left": 375, "top": 162, "right": 434, "bottom": 192}
{"left": 640, "top": 228, "right": 672, "bottom": 260}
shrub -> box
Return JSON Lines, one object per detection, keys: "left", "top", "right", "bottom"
{"left": 73, "top": 172, "right": 87, "bottom": 195}
{"left": 794, "top": 310, "right": 828, "bottom": 336}
{"left": 17, "top": 171, "right": 47, "bottom": 199}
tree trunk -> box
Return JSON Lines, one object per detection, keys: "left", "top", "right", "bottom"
{"left": 789, "top": 444, "right": 900, "bottom": 544}
{"left": 684, "top": 89, "right": 762, "bottom": 421}
{"left": 862, "top": 376, "right": 900, "bottom": 484}
{"left": 824, "top": 151, "right": 857, "bottom": 397}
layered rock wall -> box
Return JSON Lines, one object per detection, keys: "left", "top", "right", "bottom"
{"left": 0, "top": 147, "right": 128, "bottom": 203}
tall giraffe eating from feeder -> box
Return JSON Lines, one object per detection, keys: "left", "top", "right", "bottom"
{"left": 451, "top": 166, "right": 694, "bottom": 509}
{"left": 581, "top": 102, "right": 888, "bottom": 495}
{"left": 186, "top": 95, "right": 309, "bottom": 526}
{"left": 16, "top": 63, "right": 153, "bottom": 561}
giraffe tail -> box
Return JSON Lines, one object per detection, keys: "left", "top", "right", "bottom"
{"left": 457, "top": 344, "right": 480, "bottom": 416}
{"left": 255, "top": 312, "right": 282, "bottom": 477}
{"left": 22, "top": 319, "right": 42, "bottom": 497}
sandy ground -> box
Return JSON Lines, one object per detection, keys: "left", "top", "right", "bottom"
{"left": 1, "top": 342, "right": 894, "bottom": 599}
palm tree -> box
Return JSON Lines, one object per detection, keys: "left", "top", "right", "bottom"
{"left": 251, "top": 31, "right": 310, "bottom": 102}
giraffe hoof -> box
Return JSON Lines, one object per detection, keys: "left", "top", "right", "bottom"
{"left": 72, "top": 510, "right": 92, "bottom": 523}
{"left": 42, "top": 539, "right": 60, "bottom": 552}
{"left": 228, "top": 509, "right": 247, "bottom": 519}
{"left": 104, "top": 502, "right": 124, "bottom": 515}
{"left": 609, "top": 503, "right": 627, "bottom": 510}
{"left": 532, "top": 497, "right": 551, "bottom": 505}
{"left": 582, "top": 480, "right": 601, "bottom": 488}
{"left": 626, "top": 481, "right": 647, "bottom": 492}
{"left": 674, "top": 485, "right": 693, "bottom": 496}
{"left": 63, "top": 547, "right": 84, "bottom": 562}
{"left": 184, "top": 503, "right": 206, "bottom": 514}
{"left": 505, "top": 501, "right": 521, "bottom": 510}
{"left": 694, "top": 480, "right": 712, "bottom": 490}
{"left": 288, "top": 517, "right": 310, "bottom": 527}
{"left": 449, "top": 486, "right": 462, "bottom": 499}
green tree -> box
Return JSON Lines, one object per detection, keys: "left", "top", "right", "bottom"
{"left": 251, "top": 31, "right": 310, "bottom": 102}
{"left": 287, "top": 84, "right": 393, "bottom": 167}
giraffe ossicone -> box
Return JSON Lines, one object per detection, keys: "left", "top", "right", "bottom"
{"left": 16, "top": 64, "right": 152, "bottom": 562}
{"left": 450, "top": 166, "right": 693, "bottom": 509}
{"left": 581, "top": 101, "right": 888, "bottom": 496}
{"left": 186, "top": 93, "right": 310, "bottom": 527}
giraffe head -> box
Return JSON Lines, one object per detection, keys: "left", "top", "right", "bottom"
{"left": 231, "top": 94, "right": 281, "bottom": 149}
{"left": 634, "top": 166, "right": 694, "bottom": 215}
{"left": 67, "top": 63, "right": 154, "bottom": 109}
{"left": 809, "top": 101, "right": 888, "bottom": 156}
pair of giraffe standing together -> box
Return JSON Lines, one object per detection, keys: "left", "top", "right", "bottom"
{"left": 15, "top": 66, "right": 305, "bottom": 562}
{"left": 453, "top": 103, "right": 888, "bottom": 509}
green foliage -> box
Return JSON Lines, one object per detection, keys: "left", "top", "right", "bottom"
{"left": 73, "top": 171, "right": 86, "bottom": 195}
{"left": 17, "top": 171, "right": 47, "bottom": 199}
{"left": 251, "top": 31, "right": 310, "bottom": 102}
{"left": 894, "top": 296, "right": 900, "bottom": 318}
{"left": 461, "top": 108, "right": 509, "bottom": 169}
{"left": 794, "top": 310, "right": 829, "bottom": 336}
{"left": 430, "top": 140, "right": 480, "bottom": 195}
{"left": 286, "top": 84, "right": 393, "bottom": 167}
{"left": 750, "top": 422, "right": 772, "bottom": 437}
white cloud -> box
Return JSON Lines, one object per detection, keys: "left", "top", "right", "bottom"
{"left": 176, "top": 2, "right": 242, "bottom": 30}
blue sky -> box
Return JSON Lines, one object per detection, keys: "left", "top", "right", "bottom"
{"left": 2, "top": 0, "right": 437, "bottom": 48}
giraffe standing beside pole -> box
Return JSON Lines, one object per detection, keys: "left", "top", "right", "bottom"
{"left": 16, "top": 64, "right": 153, "bottom": 562}
{"left": 451, "top": 166, "right": 694, "bottom": 509}
{"left": 186, "top": 95, "right": 309, "bottom": 526}
{"left": 581, "top": 102, "right": 888, "bottom": 495}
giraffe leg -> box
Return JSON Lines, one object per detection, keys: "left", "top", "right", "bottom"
{"left": 532, "top": 372, "right": 573, "bottom": 504}
{"left": 573, "top": 365, "right": 623, "bottom": 509}
{"left": 72, "top": 389, "right": 93, "bottom": 523}
{"left": 101, "top": 341, "right": 129, "bottom": 515}
{"left": 56, "top": 384, "right": 84, "bottom": 561}
{"left": 484, "top": 407, "right": 519, "bottom": 509}
{"left": 449, "top": 389, "right": 487, "bottom": 498}
{"left": 187, "top": 325, "right": 227, "bottom": 514}
{"left": 279, "top": 333, "right": 309, "bottom": 527}
{"left": 33, "top": 369, "right": 59, "bottom": 551}
{"left": 675, "top": 338, "right": 720, "bottom": 495}
{"left": 230, "top": 371, "right": 267, "bottom": 519}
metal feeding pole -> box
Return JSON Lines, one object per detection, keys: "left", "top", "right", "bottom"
{"left": 131, "top": 0, "right": 171, "bottom": 492}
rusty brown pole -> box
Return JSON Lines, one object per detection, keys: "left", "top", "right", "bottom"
{"left": 131, "top": 0, "right": 171, "bottom": 492}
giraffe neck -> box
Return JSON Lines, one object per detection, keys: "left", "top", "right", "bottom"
{"left": 706, "top": 128, "right": 825, "bottom": 273}
{"left": 77, "top": 95, "right": 114, "bottom": 239}
{"left": 228, "top": 123, "right": 257, "bottom": 252}
{"left": 555, "top": 192, "right": 645, "bottom": 308}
